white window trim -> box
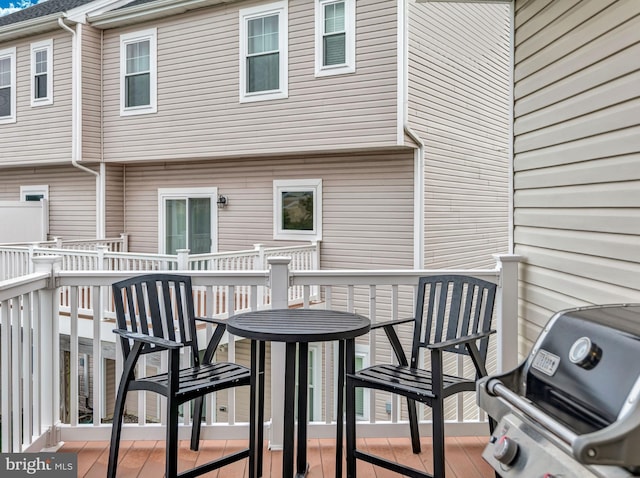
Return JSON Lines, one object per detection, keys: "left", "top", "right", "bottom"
{"left": 120, "top": 28, "right": 157, "bottom": 116}
{"left": 315, "top": 0, "right": 356, "bottom": 77}
{"left": 333, "top": 344, "right": 370, "bottom": 420}
{"left": 31, "top": 39, "right": 53, "bottom": 107}
{"left": 0, "top": 47, "right": 17, "bottom": 124}
{"left": 239, "top": 1, "right": 288, "bottom": 103}
{"left": 273, "top": 179, "right": 322, "bottom": 241}
{"left": 20, "top": 185, "right": 49, "bottom": 201}
{"left": 157, "top": 187, "right": 218, "bottom": 255}
{"left": 308, "top": 344, "right": 322, "bottom": 422}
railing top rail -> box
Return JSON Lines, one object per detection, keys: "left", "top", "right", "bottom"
{"left": 290, "top": 268, "right": 500, "bottom": 285}
{"left": 0, "top": 271, "right": 50, "bottom": 300}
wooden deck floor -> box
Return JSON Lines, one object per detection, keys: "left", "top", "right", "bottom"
{"left": 60, "top": 436, "right": 495, "bottom": 477}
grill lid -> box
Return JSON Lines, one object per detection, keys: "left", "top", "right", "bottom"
{"left": 524, "top": 304, "right": 640, "bottom": 434}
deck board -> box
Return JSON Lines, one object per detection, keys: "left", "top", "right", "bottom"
{"left": 59, "top": 436, "right": 495, "bottom": 477}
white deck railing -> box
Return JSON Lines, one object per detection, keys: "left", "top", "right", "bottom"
{"left": 0, "top": 254, "right": 520, "bottom": 453}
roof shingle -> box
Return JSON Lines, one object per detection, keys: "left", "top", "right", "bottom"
{"left": 0, "top": 0, "right": 97, "bottom": 27}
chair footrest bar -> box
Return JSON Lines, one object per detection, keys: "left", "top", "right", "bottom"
{"left": 354, "top": 450, "right": 434, "bottom": 478}
{"left": 177, "top": 448, "right": 250, "bottom": 478}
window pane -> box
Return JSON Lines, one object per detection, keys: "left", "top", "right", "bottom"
{"left": 282, "top": 190, "right": 314, "bottom": 231}
{"left": 188, "top": 198, "right": 211, "bottom": 254}
{"left": 125, "top": 73, "right": 150, "bottom": 107}
{"left": 324, "top": 33, "right": 345, "bottom": 66}
{"left": 247, "top": 52, "right": 279, "bottom": 93}
{"left": 35, "top": 74, "right": 47, "bottom": 99}
{"left": 0, "top": 58, "right": 10, "bottom": 88}
{"left": 166, "top": 199, "right": 187, "bottom": 255}
{"left": 0, "top": 87, "right": 10, "bottom": 117}
{"left": 248, "top": 15, "right": 279, "bottom": 54}
{"left": 35, "top": 50, "right": 47, "bottom": 74}
{"left": 324, "top": 2, "right": 345, "bottom": 34}
{"left": 355, "top": 356, "right": 364, "bottom": 417}
{"left": 126, "top": 41, "right": 150, "bottom": 74}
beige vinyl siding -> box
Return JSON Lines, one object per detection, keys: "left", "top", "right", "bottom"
{"left": 105, "top": 164, "right": 124, "bottom": 238}
{"left": 513, "top": 0, "right": 640, "bottom": 356}
{"left": 123, "top": 150, "right": 414, "bottom": 270}
{"left": 0, "top": 165, "right": 96, "bottom": 238}
{"left": 407, "top": 1, "right": 511, "bottom": 269}
{"left": 82, "top": 24, "right": 102, "bottom": 163}
{"left": 100, "top": 0, "right": 398, "bottom": 162}
{"left": 0, "top": 30, "right": 72, "bottom": 166}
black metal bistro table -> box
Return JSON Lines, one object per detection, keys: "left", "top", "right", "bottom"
{"left": 226, "top": 308, "right": 371, "bottom": 478}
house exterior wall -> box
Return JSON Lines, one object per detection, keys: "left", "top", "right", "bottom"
{"left": 122, "top": 150, "right": 415, "bottom": 270}
{"left": 104, "top": 163, "right": 124, "bottom": 238}
{"left": 0, "top": 165, "right": 97, "bottom": 238}
{"left": 82, "top": 24, "right": 102, "bottom": 163}
{"left": 99, "top": 0, "right": 400, "bottom": 162}
{"left": 513, "top": 0, "right": 640, "bottom": 354}
{"left": 0, "top": 29, "right": 73, "bottom": 166}
{"left": 407, "top": 0, "right": 511, "bottom": 269}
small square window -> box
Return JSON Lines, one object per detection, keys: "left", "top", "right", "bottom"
{"left": 274, "top": 179, "right": 322, "bottom": 241}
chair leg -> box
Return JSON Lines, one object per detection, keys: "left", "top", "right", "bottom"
{"left": 407, "top": 397, "right": 421, "bottom": 454}
{"left": 190, "top": 396, "right": 204, "bottom": 451}
{"left": 432, "top": 398, "right": 446, "bottom": 478}
{"left": 345, "top": 379, "right": 357, "bottom": 478}
{"left": 166, "top": 398, "right": 180, "bottom": 478}
{"left": 107, "top": 378, "right": 130, "bottom": 478}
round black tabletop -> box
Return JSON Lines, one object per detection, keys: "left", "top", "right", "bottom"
{"left": 226, "top": 308, "right": 371, "bottom": 342}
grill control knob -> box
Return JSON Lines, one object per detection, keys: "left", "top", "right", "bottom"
{"left": 569, "top": 337, "right": 602, "bottom": 370}
{"left": 493, "top": 436, "right": 518, "bottom": 465}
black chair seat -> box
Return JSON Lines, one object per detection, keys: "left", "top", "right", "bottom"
{"left": 133, "top": 362, "right": 251, "bottom": 402}
{"left": 349, "top": 364, "right": 474, "bottom": 402}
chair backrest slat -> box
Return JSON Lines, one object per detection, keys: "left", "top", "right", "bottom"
{"left": 410, "top": 275, "right": 497, "bottom": 369}
{"left": 112, "top": 274, "right": 201, "bottom": 362}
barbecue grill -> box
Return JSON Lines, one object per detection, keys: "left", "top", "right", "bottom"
{"left": 478, "top": 304, "right": 640, "bottom": 477}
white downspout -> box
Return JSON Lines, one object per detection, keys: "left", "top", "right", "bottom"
{"left": 400, "top": 0, "right": 425, "bottom": 269}
{"left": 58, "top": 18, "right": 105, "bottom": 239}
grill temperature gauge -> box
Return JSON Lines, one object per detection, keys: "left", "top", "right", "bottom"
{"left": 569, "top": 337, "right": 602, "bottom": 369}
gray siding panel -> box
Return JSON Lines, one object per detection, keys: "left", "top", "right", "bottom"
{"left": 123, "top": 150, "right": 415, "bottom": 270}
{"left": 0, "top": 30, "right": 73, "bottom": 166}
{"left": 513, "top": 0, "right": 640, "bottom": 356}
{"left": 407, "top": 1, "right": 511, "bottom": 269}
{"left": 101, "top": 0, "right": 399, "bottom": 162}
{"left": 82, "top": 24, "right": 102, "bottom": 163}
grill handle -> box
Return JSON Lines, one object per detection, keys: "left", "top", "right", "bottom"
{"left": 487, "top": 379, "right": 578, "bottom": 446}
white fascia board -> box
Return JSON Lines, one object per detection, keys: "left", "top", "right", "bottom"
{"left": 0, "top": 13, "right": 67, "bottom": 43}
{"left": 88, "top": 0, "right": 235, "bottom": 28}
{"left": 66, "top": 0, "right": 133, "bottom": 23}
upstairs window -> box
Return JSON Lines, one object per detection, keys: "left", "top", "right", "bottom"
{"left": 240, "top": 2, "right": 288, "bottom": 102}
{"left": 120, "top": 29, "right": 157, "bottom": 115}
{"left": 31, "top": 40, "right": 53, "bottom": 106}
{"left": 0, "top": 47, "right": 16, "bottom": 123}
{"left": 315, "top": 0, "right": 355, "bottom": 77}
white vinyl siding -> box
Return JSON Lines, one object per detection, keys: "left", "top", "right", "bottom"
{"left": 0, "top": 47, "right": 16, "bottom": 123}
{"left": 407, "top": 1, "right": 511, "bottom": 269}
{"left": 101, "top": 0, "right": 398, "bottom": 161}
{"left": 83, "top": 25, "right": 103, "bottom": 162}
{"left": 120, "top": 29, "right": 157, "bottom": 115}
{"left": 0, "top": 32, "right": 72, "bottom": 165}
{"left": 239, "top": 1, "right": 288, "bottom": 102}
{"left": 513, "top": 0, "right": 640, "bottom": 356}
{"left": 315, "top": 0, "right": 355, "bottom": 76}
{"left": 31, "top": 39, "right": 53, "bottom": 106}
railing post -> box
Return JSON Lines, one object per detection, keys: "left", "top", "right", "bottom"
{"left": 493, "top": 254, "right": 523, "bottom": 373}
{"left": 177, "top": 249, "right": 190, "bottom": 271}
{"left": 119, "top": 233, "right": 129, "bottom": 252}
{"left": 267, "top": 256, "right": 291, "bottom": 450}
{"left": 33, "top": 255, "right": 62, "bottom": 448}
{"left": 254, "top": 244, "right": 265, "bottom": 307}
